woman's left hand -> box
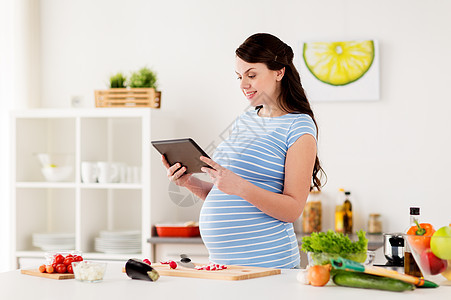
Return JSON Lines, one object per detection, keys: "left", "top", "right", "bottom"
{"left": 200, "top": 156, "right": 246, "bottom": 196}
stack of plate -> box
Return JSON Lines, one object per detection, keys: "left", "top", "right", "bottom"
{"left": 32, "top": 233, "right": 75, "bottom": 251}
{"left": 94, "top": 230, "right": 141, "bottom": 254}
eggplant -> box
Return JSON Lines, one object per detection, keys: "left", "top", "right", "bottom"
{"left": 125, "top": 259, "right": 160, "bottom": 282}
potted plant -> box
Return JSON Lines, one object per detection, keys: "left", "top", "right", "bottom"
{"left": 128, "top": 67, "right": 158, "bottom": 89}
{"left": 95, "top": 67, "right": 161, "bottom": 108}
{"left": 109, "top": 72, "right": 127, "bottom": 88}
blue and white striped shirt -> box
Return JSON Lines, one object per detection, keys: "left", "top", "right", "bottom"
{"left": 199, "top": 109, "right": 317, "bottom": 269}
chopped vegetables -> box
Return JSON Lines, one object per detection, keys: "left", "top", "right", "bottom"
{"left": 169, "top": 261, "right": 178, "bottom": 269}
{"left": 194, "top": 263, "right": 227, "bottom": 271}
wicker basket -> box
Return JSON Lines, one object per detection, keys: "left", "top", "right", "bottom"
{"left": 94, "top": 88, "right": 161, "bottom": 108}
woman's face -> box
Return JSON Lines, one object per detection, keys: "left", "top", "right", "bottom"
{"left": 235, "top": 57, "right": 284, "bottom": 108}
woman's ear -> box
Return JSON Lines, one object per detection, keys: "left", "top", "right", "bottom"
{"left": 275, "top": 67, "right": 285, "bottom": 81}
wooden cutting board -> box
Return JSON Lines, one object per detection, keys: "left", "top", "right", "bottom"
{"left": 21, "top": 269, "right": 75, "bottom": 280}
{"left": 123, "top": 263, "right": 281, "bottom": 281}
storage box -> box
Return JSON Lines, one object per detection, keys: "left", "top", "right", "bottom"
{"left": 94, "top": 88, "right": 161, "bottom": 108}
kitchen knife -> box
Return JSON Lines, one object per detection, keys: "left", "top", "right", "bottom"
{"left": 178, "top": 254, "right": 195, "bottom": 269}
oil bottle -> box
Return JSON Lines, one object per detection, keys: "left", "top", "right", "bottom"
{"left": 343, "top": 191, "right": 353, "bottom": 234}
{"left": 335, "top": 188, "right": 346, "bottom": 233}
{"left": 404, "top": 207, "right": 423, "bottom": 277}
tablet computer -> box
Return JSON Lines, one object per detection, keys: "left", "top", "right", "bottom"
{"left": 151, "top": 138, "right": 211, "bottom": 173}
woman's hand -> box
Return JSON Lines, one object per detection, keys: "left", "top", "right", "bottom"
{"left": 200, "top": 156, "right": 247, "bottom": 196}
{"left": 161, "top": 155, "right": 192, "bottom": 187}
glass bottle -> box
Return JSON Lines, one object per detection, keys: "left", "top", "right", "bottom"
{"left": 335, "top": 188, "right": 346, "bottom": 233}
{"left": 404, "top": 207, "right": 423, "bottom": 277}
{"left": 343, "top": 191, "right": 353, "bottom": 234}
{"left": 302, "top": 190, "right": 322, "bottom": 233}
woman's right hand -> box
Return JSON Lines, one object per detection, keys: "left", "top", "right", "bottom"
{"left": 161, "top": 155, "right": 192, "bottom": 187}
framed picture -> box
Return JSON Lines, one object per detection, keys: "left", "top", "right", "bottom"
{"left": 299, "top": 39, "right": 380, "bottom": 101}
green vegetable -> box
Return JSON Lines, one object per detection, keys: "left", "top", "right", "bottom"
{"left": 301, "top": 230, "right": 368, "bottom": 263}
{"left": 333, "top": 271, "right": 415, "bottom": 292}
{"left": 125, "top": 259, "right": 160, "bottom": 282}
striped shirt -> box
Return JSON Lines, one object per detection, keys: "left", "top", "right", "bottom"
{"left": 199, "top": 109, "right": 317, "bottom": 269}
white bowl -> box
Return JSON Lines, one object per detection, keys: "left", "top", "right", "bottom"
{"left": 41, "top": 166, "right": 73, "bottom": 182}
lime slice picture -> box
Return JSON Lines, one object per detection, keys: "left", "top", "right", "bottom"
{"left": 303, "top": 40, "right": 375, "bottom": 86}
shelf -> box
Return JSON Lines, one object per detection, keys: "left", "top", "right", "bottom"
{"left": 148, "top": 237, "right": 203, "bottom": 244}
{"left": 16, "top": 251, "right": 142, "bottom": 261}
{"left": 16, "top": 182, "right": 76, "bottom": 189}
{"left": 11, "top": 108, "right": 152, "bottom": 269}
{"left": 80, "top": 183, "right": 142, "bottom": 190}
{"left": 16, "top": 182, "right": 143, "bottom": 189}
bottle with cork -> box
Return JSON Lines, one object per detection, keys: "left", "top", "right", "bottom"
{"left": 335, "top": 188, "right": 346, "bottom": 233}
{"left": 343, "top": 191, "right": 353, "bottom": 234}
{"left": 404, "top": 207, "right": 423, "bottom": 277}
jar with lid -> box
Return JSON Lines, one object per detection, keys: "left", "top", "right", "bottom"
{"left": 302, "top": 190, "right": 322, "bottom": 233}
{"left": 368, "top": 213, "right": 382, "bottom": 234}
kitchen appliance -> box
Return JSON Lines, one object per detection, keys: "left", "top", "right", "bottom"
{"left": 383, "top": 232, "right": 405, "bottom": 266}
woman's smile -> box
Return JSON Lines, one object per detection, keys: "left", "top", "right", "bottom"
{"left": 244, "top": 90, "right": 257, "bottom": 99}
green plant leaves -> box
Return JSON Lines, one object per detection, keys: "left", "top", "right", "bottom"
{"left": 108, "top": 67, "right": 158, "bottom": 89}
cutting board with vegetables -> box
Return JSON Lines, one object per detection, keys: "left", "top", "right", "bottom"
{"left": 21, "top": 269, "right": 74, "bottom": 280}
{"left": 127, "top": 263, "right": 281, "bottom": 281}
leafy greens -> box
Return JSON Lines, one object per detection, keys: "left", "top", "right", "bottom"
{"left": 301, "top": 230, "right": 368, "bottom": 254}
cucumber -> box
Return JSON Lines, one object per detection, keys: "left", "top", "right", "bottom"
{"left": 332, "top": 271, "right": 415, "bottom": 292}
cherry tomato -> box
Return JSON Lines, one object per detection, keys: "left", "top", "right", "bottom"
{"left": 39, "top": 264, "right": 46, "bottom": 273}
{"left": 51, "top": 262, "right": 58, "bottom": 269}
{"left": 63, "top": 257, "right": 75, "bottom": 266}
{"left": 65, "top": 254, "right": 74, "bottom": 258}
{"left": 66, "top": 264, "right": 73, "bottom": 274}
{"left": 74, "top": 255, "right": 83, "bottom": 262}
{"left": 46, "top": 265, "right": 54, "bottom": 273}
{"left": 56, "top": 264, "right": 67, "bottom": 273}
{"left": 54, "top": 254, "right": 64, "bottom": 265}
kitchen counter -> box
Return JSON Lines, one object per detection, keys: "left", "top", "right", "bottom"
{"left": 1, "top": 257, "right": 450, "bottom": 300}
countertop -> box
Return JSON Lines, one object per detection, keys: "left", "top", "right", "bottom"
{"left": 1, "top": 248, "right": 450, "bottom": 300}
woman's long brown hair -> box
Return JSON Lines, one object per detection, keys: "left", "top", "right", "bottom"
{"left": 236, "top": 33, "right": 325, "bottom": 191}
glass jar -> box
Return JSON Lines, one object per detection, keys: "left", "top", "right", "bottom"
{"left": 368, "top": 213, "right": 382, "bottom": 234}
{"left": 302, "top": 191, "right": 322, "bottom": 233}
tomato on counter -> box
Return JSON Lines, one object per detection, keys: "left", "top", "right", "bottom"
{"left": 407, "top": 221, "right": 435, "bottom": 253}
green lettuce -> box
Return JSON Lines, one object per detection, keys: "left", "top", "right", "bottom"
{"left": 301, "top": 230, "right": 368, "bottom": 255}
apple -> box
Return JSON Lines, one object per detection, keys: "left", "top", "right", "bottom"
{"left": 431, "top": 226, "right": 451, "bottom": 260}
{"left": 420, "top": 249, "right": 447, "bottom": 275}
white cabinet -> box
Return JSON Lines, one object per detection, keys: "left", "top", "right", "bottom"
{"left": 11, "top": 108, "right": 151, "bottom": 268}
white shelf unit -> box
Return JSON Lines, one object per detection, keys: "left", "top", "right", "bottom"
{"left": 11, "top": 108, "right": 151, "bottom": 268}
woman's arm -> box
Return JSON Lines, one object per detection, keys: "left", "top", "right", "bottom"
{"left": 200, "top": 134, "right": 316, "bottom": 222}
{"left": 183, "top": 175, "right": 214, "bottom": 201}
{"left": 161, "top": 155, "right": 213, "bottom": 201}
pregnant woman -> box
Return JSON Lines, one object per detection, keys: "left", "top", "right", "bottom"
{"left": 162, "top": 33, "right": 324, "bottom": 269}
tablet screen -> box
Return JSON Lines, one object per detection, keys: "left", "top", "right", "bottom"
{"left": 151, "top": 138, "right": 211, "bottom": 173}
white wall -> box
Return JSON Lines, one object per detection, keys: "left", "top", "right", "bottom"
{"left": 36, "top": 0, "right": 451, "bottom": 234}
